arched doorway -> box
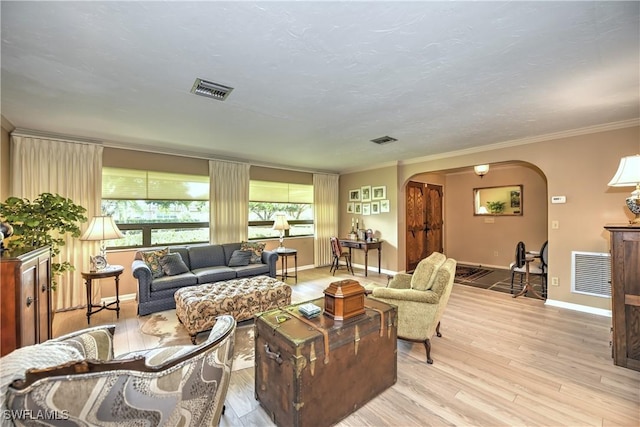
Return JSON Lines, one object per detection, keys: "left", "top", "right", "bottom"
{"left": 404, "top": 161, "right": 548, "bottom": 271}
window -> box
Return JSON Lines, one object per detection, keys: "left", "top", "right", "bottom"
{"left": 101, "top": 168, "right": 210, "bottom": 248}
{"left": 248, "top": 180, "right": 313, "bottom": 239}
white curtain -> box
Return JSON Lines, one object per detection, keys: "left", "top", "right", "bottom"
{"left": 313, "top": 173, "right": 339, "bottom": 266}
{"left": 10, "top": 134, "right": 103, "bottom": 311}
{"left": 209, "top": 160, "right": 250, "bottom": 244}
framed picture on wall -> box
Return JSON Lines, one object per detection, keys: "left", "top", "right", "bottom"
{"left": 380, "top": 199, "right": 390, "bottom": 213}
{"left": 361, "top": 186, "right": 372, "bottom": 202}
{"left": 354, "top": 203, "right": 362, "bottom": 214}
{"left": 372, "top": 186, "right": 386, "bottom": 200}
{"left": 362, "top": 203, "right": 371, "bottom": 215}
{"left": 347, "top": 202, "right": 354, "bottom": 213}
{"left": 371, "top": 201, "right": 380, "bottom": 214}
{"left": 349, "top": 189, "right": 361, "bottom": 201}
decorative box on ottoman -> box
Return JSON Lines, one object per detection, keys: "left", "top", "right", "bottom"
{"left": 255, "top": 297, "right": 397, "bottom": 427}
{"left": 175, "top": 275, "right": 291, "bottom": 343}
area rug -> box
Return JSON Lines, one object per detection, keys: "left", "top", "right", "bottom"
{"left": 454, "top": 265, "right": 493, "bottom": 281}
{"left": 140, "top": 310, "right": 254, "bottom": 371}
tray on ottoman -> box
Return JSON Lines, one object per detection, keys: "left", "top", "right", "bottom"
{"left": 175, "top": 275, "right": 291, "bottom": 343}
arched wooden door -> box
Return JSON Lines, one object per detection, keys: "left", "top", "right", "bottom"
{"left": 406, "top": 181, "right": 443, "bottom": 272}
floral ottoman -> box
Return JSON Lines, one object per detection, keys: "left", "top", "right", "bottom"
{"left": 175, "top": 275, "right": 292, "bottom": 343}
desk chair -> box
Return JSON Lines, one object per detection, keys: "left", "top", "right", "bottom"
{"left": 330, "top": 237, "right": 354, "bottom": 275}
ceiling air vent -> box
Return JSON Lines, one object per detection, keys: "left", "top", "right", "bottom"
{"left": 371, "top": 136, "right": 397, "bottom": 145}
{"left": 190, "top": 78, "right": 234, "bottom": 101}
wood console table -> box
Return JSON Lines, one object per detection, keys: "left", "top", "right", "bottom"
{"left": 339, "top": 239, "right": 382, "bottom": 277}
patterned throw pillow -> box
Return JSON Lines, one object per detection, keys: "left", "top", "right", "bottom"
{"left": 228, "top": 250, "right": 253, "bottom": 267}
{"left": 141, "top": 247, "right": 169, "bottom": 278}
{"left": 159, "top": 253, "right": 190, "bottom": 276}
{"left": 240, "top": 241, "right": 266, "bottom": 264}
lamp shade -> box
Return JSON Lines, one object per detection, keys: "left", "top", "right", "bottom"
{"left": 608, "top": 155, "right": 640, "bottom": 187}
{"left": 474, "top": 164, "right": 490, "bottom": 177}
{"left": 272, "top": 214, "right": 290, "bottom": 231}
{"left": 81, "top": 216, "right": 124, "bottom": 241}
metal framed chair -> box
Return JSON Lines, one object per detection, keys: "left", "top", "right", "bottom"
{"left": 329, "top": 237, "right": 354, "bottom": 275}
{"left": 510, "top": 240, "right": 547, "bottom": 296}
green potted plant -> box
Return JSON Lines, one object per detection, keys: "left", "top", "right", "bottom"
{"left": 0, "top": 192, "right": 87, "bottom": 289}
{"left": 486, "top": 200, "right": 506, "bottom": 214}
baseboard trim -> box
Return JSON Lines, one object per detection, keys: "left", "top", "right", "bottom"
{"left": 545, "top": 299, "right": 611, "bottom": 318}
{"left": 101, "top": 293, "right": 137, "bottom": 305}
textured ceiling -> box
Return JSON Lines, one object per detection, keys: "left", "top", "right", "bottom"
{"left": 1, "top": 1, "right": 639, "bottom": 174}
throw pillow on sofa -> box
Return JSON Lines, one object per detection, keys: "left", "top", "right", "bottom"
{"left": 241, "top": 241, "right": 266, "bottom": 264}
{"left": 141, "top": 247, "right": 169, "bottom": 278}
{"left": 159, "top": 253, "right": 190, "bottom": 276}
{"left": 228, "top": 250, "right": 253, "bottom": 267}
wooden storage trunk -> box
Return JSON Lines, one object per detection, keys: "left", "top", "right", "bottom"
{"left": 255, "top": 297, "right": 397, "bottom": 427}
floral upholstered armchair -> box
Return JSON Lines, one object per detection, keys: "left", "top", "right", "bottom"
{"left": 2, "top": 315, "right": 236, "bottom": 427}
{"left": 367, "top": 252, "right": 457, "bottom": 364}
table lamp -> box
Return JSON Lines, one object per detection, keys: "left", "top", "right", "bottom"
{"left": 608, "top": 154, "right": 640, "bottom": 224}
{"left": 272, "top": 214, "right": 290, "bottom": 250}
{"left": 81, "top": 215, "right": 124, "bottom": 270}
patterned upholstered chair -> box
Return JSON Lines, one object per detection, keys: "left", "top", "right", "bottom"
{"left": 367, "top": 252, "right": 456, "bottom": 364}
{"left": 3, "top": 315, "right": 236, "bottom": 426}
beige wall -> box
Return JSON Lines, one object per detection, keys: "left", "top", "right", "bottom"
{"left": 339, "top": 166, "right": 398, "bottom": 273}
{"left": 393, "top": 125, "right": 640, "bottom": 311}
{"left": 445, "top": 164, "right": 548, "bottom": 267}
{"left": 4, "top": 124, "right": 638, "bottom": 312}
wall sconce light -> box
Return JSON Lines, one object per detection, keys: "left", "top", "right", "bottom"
{"left": 272, "top": 214, "right": 290, "bottom": 250}
{"left": 608, "top": 154, "right": 640, "bottom": 224}
{"left": 474, "top": 164, "right": 490, "bottom": 178}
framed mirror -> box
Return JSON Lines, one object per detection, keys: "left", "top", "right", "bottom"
{"left": 474, "top": 185, "right": 523, "bottom": 216}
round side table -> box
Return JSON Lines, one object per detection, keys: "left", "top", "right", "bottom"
{"left": 81, "top": 265, "right": 124, "bottom": 324}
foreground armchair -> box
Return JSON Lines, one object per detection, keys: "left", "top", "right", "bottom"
{"left": 368, "top": 252, "right": 456, "bottom": 364}
{"left": 3, "top": 315, "right": 236, "bottom": 426}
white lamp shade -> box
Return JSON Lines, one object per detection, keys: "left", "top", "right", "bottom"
{"left": 608, "top": 155, "right": 640, "bottom": 187}
{"left": 272, "top": 214, "right": 290, "bottom": 231}
{"left": 81, "top": 216, "right": 124, "bottom": 241}
{"left": 474, "top": 164, "right": 490, "bottom": 176}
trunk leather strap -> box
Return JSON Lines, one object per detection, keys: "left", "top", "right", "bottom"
{"left": 366, "top": 306, "right": 386, "bottom": 337}
{"left": 285, "top": 308, "right": 331, "bottom": 364}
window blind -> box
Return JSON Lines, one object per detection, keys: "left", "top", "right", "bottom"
{"left": 103, "top": 167, "right": 209, "bottom": 200}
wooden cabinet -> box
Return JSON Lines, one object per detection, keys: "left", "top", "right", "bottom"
{"left": 604, "top": 225, "right": 640, "bottom": 371}
{"left": 1, "top": 246, "right": 52, "bottom": 356}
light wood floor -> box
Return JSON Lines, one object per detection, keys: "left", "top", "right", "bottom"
{"left": 53, "top": 268, "right": 640, "bottom": 427}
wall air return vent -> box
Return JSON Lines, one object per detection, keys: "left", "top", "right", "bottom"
{"left": 190, "top": 78, "right": 233, "bottom": 101}
{"left": 571, "top": 251, "right": 611, "bottom": 298}
{"left": 371, "top": 136, "right": 397, "bottom": 145}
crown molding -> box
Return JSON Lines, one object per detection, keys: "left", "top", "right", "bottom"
{"left": 398, "top": 119, "right": 640, "bottom": 167}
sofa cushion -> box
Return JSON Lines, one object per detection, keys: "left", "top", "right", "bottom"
{"left": 189, "top": 245, "right": 226, "bottom": 270}
{"left": 233, "top": 263, "right": 271, "bottom": 278}
{"left": 241, "top": 241, "right": 266, "bottom": 264}
{"left": 228, "top": 250, "right": 253, "bottom": 267}
{"left": 160, "top": 253, "right": 190, "bottom": 276}
{"left": 141, "top": 247, "right": 169, "bottom": 278}
{"left": 411, "top": 252, "right": 447, "bottom": 291}
{"left": 192, "top": 266, "right": 237, "bottom": 284}
{"left": 150, "top": 272, "right": 198, "bottom": 292}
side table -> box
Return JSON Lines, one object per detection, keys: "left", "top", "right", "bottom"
{"left": 81, "top": 265, "right": 124, "bottom": 324}
{"left": 276, "top": 248, "right": 297, "bottom": 283}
